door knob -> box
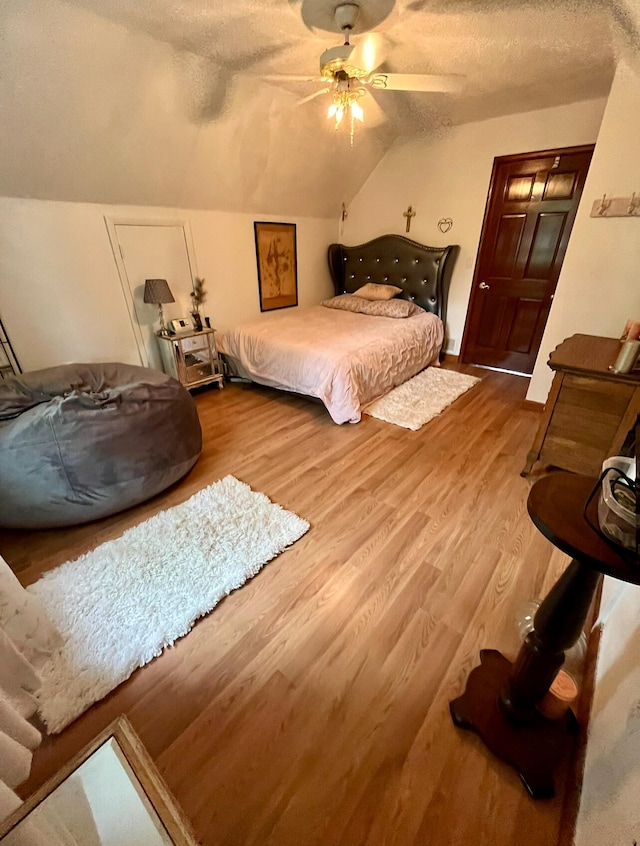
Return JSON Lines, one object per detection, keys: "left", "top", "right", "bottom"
{"left": 479, "top": 281, "right": 490, "bottom": 290}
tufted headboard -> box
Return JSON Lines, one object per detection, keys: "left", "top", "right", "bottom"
{"left": 327, "top": 234, "right": 458, "bottom": 329}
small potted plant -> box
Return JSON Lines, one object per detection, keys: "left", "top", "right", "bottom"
{"left": 190, "top": 277, "right": 206, "bottom": 331}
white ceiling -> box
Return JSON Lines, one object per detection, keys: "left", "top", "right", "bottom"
{"left": 1, "top": 0, "right": 637, "bottom": 215}
{"left": 60, "top": 0, "right": 624, "bottom": 126}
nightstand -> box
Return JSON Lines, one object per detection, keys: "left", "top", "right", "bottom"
{"left": 157, "top": 327, "right": 224, "bottom": 391}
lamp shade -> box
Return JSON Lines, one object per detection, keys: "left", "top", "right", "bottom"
{"left": 144, "top": 279, "right": 175, "bottom": 305}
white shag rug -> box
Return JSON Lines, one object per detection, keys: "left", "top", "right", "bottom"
{"left": 364, "top": 367, "right": 480, "bottom": 431}
{"left": 28, "top": 475, "right": 309, "bottom": 734}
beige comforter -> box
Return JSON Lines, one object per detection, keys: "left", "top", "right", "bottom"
{"left": 216, "top": 305, "right": 444, "bottom": 424}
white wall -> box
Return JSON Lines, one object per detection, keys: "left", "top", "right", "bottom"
{"left": 527, "top": 61, "right": 640, "bottom": 403}
{"left": 343, "top": 98, "right": 606, "bottom": 355}
{"left": 0, "top": 197, "right": 336, "bottom": 371}
{"left": 557, "top": 59, "right": 640, "bottom": 844}
{"left": 575, "top": 581, "right": 640, "bottom": 846}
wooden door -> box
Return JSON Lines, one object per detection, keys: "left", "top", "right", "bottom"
{"left": 461, "top": 145, "right": 593, "bottom": 374}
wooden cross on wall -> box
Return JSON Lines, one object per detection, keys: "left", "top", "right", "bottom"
{"left": 403, "top": 205, "right": 416, "bottom": 233}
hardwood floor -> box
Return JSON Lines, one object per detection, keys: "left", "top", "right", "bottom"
{"left": 1, "top": 367, "right": 577, "bottom": 846}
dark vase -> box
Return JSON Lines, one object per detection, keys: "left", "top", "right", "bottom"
{"left": 191, "top": 312, "right": 203, "bottom": 332}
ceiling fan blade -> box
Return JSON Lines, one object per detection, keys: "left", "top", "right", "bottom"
{"left": 349, "top": 33, "right": 387, "bottom": 74}
{"left": 262, "top": 74, "right": 321, "bottom": 83}
{"left": 368, "top": 72, "right": 463, "bottom": 93}
{"left": 297, "top": 87, "right": 331, "bottom": 105}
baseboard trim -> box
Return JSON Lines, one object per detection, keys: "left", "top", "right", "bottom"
{"left": 441, "top": 353, "right": 459, "bottom": 364}
{"left": 521, "top": 399, "right": 544, "bottom": 412}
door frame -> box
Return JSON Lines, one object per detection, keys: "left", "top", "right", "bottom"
{"left": 459, "top": 144, "right": 595, "bottom": 370}
{"left": 104, "top": 217, "right": 200, "bottom": 367}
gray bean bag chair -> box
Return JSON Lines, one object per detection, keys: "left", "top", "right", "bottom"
{"left": 0, "top": 362, "right": 202, "bottom": 529}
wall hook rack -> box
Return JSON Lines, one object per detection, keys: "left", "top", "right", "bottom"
{"left": 590, "top": 193, "right": 640, "bottom": 218}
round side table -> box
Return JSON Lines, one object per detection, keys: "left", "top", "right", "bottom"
{"left": 450, "top": 473, "right": 639, "bottom": 798}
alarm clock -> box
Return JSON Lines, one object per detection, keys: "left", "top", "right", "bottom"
{"left": 170, "top": 317, "right": 192, "bottom": 334}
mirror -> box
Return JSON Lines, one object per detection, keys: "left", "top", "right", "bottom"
{"left": 0, "top": 717, "right": 198, "bottom": 846}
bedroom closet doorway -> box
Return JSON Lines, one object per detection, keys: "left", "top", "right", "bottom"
{"left": 460, "top": 145, "right": 594, "bottom": 375}
{"left": 105, "top": 219, "right": 199, "bottom": 370}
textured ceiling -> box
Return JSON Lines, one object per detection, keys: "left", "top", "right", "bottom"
{"left": 60, "top": 0, "right": 625, "bottom": 126}
{"left": 0, "top": 0, "right": 637, "bottom": 215}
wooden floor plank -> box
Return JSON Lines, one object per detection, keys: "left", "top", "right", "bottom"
{"left": 1, "top": 365, "right": 580, "bottom": 845}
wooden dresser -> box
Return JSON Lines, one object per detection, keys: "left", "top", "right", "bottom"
{"left": 522, "top": 334, "right": 640, "bottom": 476}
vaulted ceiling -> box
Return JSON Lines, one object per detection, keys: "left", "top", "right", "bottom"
{"left": 0, "top": 0, "right": 637, "bottom": 217}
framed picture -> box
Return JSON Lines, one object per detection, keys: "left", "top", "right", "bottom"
{"left": 254, "top": 222, "right": 298, "bottom": 311}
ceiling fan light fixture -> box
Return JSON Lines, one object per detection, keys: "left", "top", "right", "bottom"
{"left": 351, "top": 100, "right": 364, "bottom": 121}
{"left": 328, "top": 103, "right": 345, "bottom": 125}
{"left": 274, "top": 2, "right": 464, "bottom": 148}
{"left": 327, "top": 81, "right": 365, "bottom": 146}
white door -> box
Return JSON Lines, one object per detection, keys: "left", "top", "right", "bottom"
{"left": 110, "top": 222, "right": 196, "bottom": 369}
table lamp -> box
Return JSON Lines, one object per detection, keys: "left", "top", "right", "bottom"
{"left": 144, "top": 279, "right": 175, "bottom": 336}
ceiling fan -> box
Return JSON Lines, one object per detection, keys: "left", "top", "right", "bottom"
{"left": 264, "top": 2, "right": 463, "bottom": 145}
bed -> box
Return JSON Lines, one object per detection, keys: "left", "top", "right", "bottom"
{"left": 216, "top": 234, "right": 458, "bottom": 424}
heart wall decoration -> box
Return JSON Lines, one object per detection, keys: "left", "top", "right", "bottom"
{"left": 438, "top": 218, "right": 453, "bottom": 233}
